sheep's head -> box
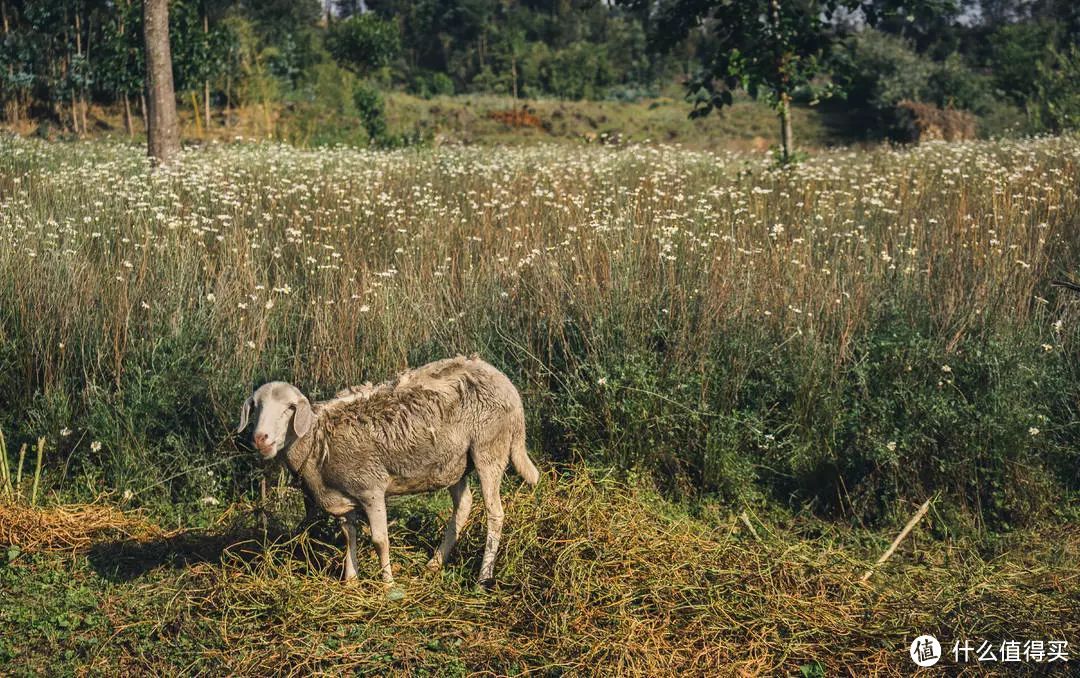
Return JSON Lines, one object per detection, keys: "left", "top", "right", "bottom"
{"left": 237, "top": 381, "right": 313, "bottom": 460}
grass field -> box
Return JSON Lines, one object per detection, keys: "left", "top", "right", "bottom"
{"left": 0, "top": 133, "right": 1078, "bottom": 673}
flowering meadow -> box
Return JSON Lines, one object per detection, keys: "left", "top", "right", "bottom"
{"left": 0, "top": 136, "right": 1079, "bottom": 673}
{"left": 1, "top": 134, "right": 1079, "bottom": 524}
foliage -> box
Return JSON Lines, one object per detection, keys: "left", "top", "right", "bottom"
{"left": 1029, "top": 44, "right": 1080, "bottom": 132}
{"left": 353, "top": 81, "right": 389, "bottom": 144}
{"left": 0, "top": 0, "right": 1075, "bottom": 142}
{"left": 985, "top": 19, "right": 1061, "bottom": 103}
{"left": 640, "top": 0, "right": 848, "bottom": 117}
{"left": 409, "top": 71, "right": 456, "bottom": 98}
{"left": 326, "top": 13, "right": 400, "bottom": 76}
{"left": 833, "top": 29, "right": 1004, "bottom": 138}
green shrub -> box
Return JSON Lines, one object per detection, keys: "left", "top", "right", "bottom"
{"left": 987, "top": 20, "right": 1061, "bottom": 104}
{"left": 539, "top": 42, "right": 614, "bottom": 100}
{"left": 282, "top": 62, "right": 368, "bottom": 147}
{"left": 352, "top": 82, "right": 388, "bottom": 144}
{"left": 326, "top": 14, "right": 400, "bottom": 76}
{"left": 1030, "top": 45, "right": 1080, "bottom": 132}
{"left": 539, "top": 310, "right": 1078, "bottom": 529}
{"left": 834, "top": 30, "right": 996, "bottom": 138}
{"left": 409, "top": 71, "right": 456, "bottom": 98}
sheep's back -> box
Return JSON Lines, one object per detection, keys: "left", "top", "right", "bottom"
{"left": 314, "top": 356, "right": 523, "bottom": 493}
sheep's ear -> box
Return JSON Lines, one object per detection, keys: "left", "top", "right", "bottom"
{"left": 292, "top": 396, "right": 313, "bottom": 438}
{"left": 237, "top": 396, "right": 253, "bottom": 434}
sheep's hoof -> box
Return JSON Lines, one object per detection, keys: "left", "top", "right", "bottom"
{"left": 476, "top": 577, "right": 496, "bottom": 592}
{"left": 425, "top": 558, "right": 442, "bottom": 573}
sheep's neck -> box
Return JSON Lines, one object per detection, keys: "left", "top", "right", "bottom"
{"left": 281, "top": 433, "right": 343, "bottom": 514}
{"left": 282, "top": 434, "right": 319, "bottom": 484}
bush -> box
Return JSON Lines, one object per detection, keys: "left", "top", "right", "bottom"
{"left": 326, "top": 14, "right": 400, "bottom": 76}
{"left": 1030, "top": 45, "right": 1080, "bottom": 132}
{"left": 541, "top": 311, "right": 1078, "bottom": 529}
{"left": 834, "top": 30, "right": 933, "bottom": 114}
{"left": 539, "top": 43, "right": 614, "bottom": 100}
{"left": 352, "top": 82, "right": 388, "bottom": 144}
{"left": 282, "top": 62, "right": 368, "bottom": 147}
{"left": 409, "top": 71, "right": 455, "bottom": 99}
{"left": 834, "top": 30, "right": 995, "bottom": 139}
{"left": 986, "top": 20, "right": 1061, "bottom": 104}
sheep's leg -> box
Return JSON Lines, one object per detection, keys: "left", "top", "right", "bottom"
{"left": 476, "top": 465, "right": 505, "bottom": 585}
{"left": 295, "top": 485, "right": 321, "bottom": 535}
{"left": 338, "top": 512, "right": 360, "bottom": 582}
{"left": 428, "top": 476, "right": 473, "bottom": 571}
{"left": 361, "top": 495, "right": 393, "bottom": 583}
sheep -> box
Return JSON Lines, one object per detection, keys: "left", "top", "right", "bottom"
{"left": 236, "top": 355, "right": 540, "bottom": 584}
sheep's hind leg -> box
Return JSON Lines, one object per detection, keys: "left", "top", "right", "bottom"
{"left": 475, "top": 463, "right": 505, "bottom": 585}
{"left": 361, "top": 495, "right": 393, "bottom": 583}
{"left": 428, "top": 476, "right": 473, "bottom": 571}
{"left": 338, "top": 512, "right": 360, "bottom": 582}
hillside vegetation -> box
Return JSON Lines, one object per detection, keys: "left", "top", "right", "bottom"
{"left": 29, "top": 91, "right": 832, "bottom": 153}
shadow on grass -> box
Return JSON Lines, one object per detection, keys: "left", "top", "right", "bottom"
{"left": 86, "top": 504, "right": 455, "bottom": 583}
{"left": 87, "top": 529, "right": 273, "bottom": 582}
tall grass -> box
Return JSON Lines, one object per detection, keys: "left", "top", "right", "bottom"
{"left": 0, "top": 135, "right": 1078, "bottom": 526}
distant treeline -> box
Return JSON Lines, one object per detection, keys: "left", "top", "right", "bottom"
{"left": 0, "top": 0, "right": 1077, "bottom": 140}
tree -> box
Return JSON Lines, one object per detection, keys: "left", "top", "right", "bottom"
{"left": 98, "top": 1, "right": 144, "bottom": 137}
{"left": 143, "top": 0, "right": 180, "bottom": 162}
{"left": 632, "top": 0, "right": 854, "bottom": 163}
{"left": 326, "top": 13, "right": 400, "bottom": 76}
{"left": 631, "top": 0, "right": 957, "bottom": 162}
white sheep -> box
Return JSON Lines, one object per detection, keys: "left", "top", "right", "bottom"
{"left": 237, "top": 355, "right": 539, "bottom": 584}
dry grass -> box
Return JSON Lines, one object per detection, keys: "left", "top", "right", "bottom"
{"left": 2, "top": 472, "right": 1077, "bottom": 675}
{"left": 0, "top": 502, "right": 165, "bottom": 553}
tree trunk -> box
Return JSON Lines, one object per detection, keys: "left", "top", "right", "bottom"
{"left": 511, "top": 54, "right": 517, "bottom": 101}
{"left": 779, "top": 91, "right": 794, "bottom": 163}
{"left": 225, "top": 75, "right": 232, "bottom": 126}
{"left": 769, "top": 0, "right": 794, "bottom": 163}
{"left": 74, "top": 12, "right": 84, "bottom": 136}
{"left": 191, "top": 90, "right": 202, "bottom": 137}
{"left": 143, "top": 0, "right": 180, "bottom": 163}
{"left": 203, "top": 12, "right": 211, "bottom": 129}
{"left": 123, "top": 93, "right": 133, "bottom": 137}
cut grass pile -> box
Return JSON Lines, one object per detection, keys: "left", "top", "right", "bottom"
{"left": 2, "top": 471, "right": 1077, "bottom": 675}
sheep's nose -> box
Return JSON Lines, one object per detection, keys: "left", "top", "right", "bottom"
{"left": 254, "top": 432, "right": 270, "bottom": 447}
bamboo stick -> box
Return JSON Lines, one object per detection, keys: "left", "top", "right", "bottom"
{"left": 861, "top": 497, "right": 933, "bottom": 582}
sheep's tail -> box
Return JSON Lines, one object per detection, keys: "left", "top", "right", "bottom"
{"left": 510, "top": 426, "right": 540, "bottom": 487}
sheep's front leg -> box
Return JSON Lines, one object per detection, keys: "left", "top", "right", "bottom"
{"left": 361, "top": 495, "right": 393, "bottom": 583}
{"left": 296, "top": 485, "right": 321, "bottom": 535}
{"left": 428, "top": 476, "right": 473, "bottom": 571}
{"left": 338, "top": 512, "right": 360, "bottom": 582}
